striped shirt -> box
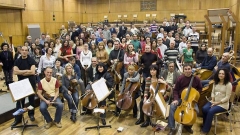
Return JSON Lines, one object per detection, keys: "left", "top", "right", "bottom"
{"left": 149, "top": 24, "right": 158, "bottom": 33}
{"left": 164, "top": 48, "right": 179, "bottom": 62}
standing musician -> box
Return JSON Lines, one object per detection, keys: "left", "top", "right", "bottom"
{"left": 85, "top": 62, "right": 114, "bottom": 125}
{"left": 124, "top": 43, "right": 139, "bottom": 71}
{"left": 135, "top": 65, "right": 165, "bottom": 127}
{"left": 140, "top": 45, "right": 162, "bottom": 94}
{"left": 115, "top": 65, "right": 140, "bottom": 117}
{"left": 0, "top": 43, "right": 14, "bottom": 90}
{"left": 96, "top": 41, "right": 109, "bottom": 65}
{"left": 61, "top": 63, "right": 80, "bottom": 122}
{"left": 37, "top": 67, "right": 63, "bottom": 129}
{"left": 168, "top": 64, "right": 202, "bottom": 135}
{"left": 109, "top": 40, "right": 124, "bottom": 89}
{"left": 12, "top": 46, "right": 36, "bottom": 126}
{"left": 161, "top": 62, "right": 181, "bottom": 101}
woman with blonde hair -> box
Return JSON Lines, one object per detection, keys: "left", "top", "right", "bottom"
{"left": 61, "top": 63, "right": 80, "bottom": 123}
{"left": 96, "top": 41, "right": 109, "bottom": 65}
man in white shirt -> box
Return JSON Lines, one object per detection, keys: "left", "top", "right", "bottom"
{"left": 183, "top": 24, "right": 193, "bottom": 37}
{"left": 188, "top": 27, "right": 199, "bottom": 53}
{"left": 157, "top": 37, "right": 168, "bottom": 59}
{"left": 178, "top": 36, "right": 187, "bottom": 55}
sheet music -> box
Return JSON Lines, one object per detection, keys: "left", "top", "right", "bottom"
{"left": 9, "top": 78, "right": 35, "bottom": 102}
{"left": 91, "top": 78, "right": 111, "bottom": 102}
{"left": 176, "top": 59, "right": 183, "bottom": 73}
{"left": 151, "top": 85, "right": 169, "bottom": 118}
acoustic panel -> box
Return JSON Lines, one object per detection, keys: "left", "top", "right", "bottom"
{"left": 27, "top": 24, "right": 41, "bottom": 41}
{"left": 140, "top": 0, "right": 157, "bottom": 11}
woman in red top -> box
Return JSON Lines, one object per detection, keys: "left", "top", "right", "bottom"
{"left": 151, "top": 40, "right": 158, "bottom": 55}
{"left": 58, "top": 40, "right": 74, "bottom": 65}
{"left": 121, "top": 37, "right": 127, "bottom": 51}
{"left": 140, "top": 35, "right": 146, "bottom": 53}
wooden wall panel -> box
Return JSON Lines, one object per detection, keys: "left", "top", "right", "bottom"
{"left": 0, "top": 0, "right": 24, "bottom": 8}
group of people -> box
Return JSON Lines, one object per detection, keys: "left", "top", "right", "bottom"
{"left": 0, "top": 18, "right": 235, "bottom": 135}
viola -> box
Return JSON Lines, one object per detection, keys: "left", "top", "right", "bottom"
{"left": 174, "top": 75, "right": 200, "bottom": 125}
{"left": 116, "top": 67, "right": 142, "bottom": 111}
{"left": 68, "top": 74, "right": 78, "bottom": 93}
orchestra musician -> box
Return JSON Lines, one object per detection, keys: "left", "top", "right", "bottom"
{"left": 200, "top": 69, "right": 232, "bottom": 135}
{"left": 61, "top": 63, "right": 80, "bottom": 122}
{"left": 124, "top": 43, "right": 138, "bottom": 71}
{"left": 160, "top": 62, "right": 181, "bottom": 101}
{"left": 52, "top": 59, "right": 64, "bottom": 78}
{"left": 168, "top": 64, "right": 202, "bottom": 135}
{"left": 135, "top": 65, "right": 164, "bottom": 127}
{"left": 140, "top": 45, "right": 162, "bottom": 94}
{"left": 96, "top": 41, "right": 109, "bottom": 65}
{"left": 109, "top": 40, "right": 124, "bottom": 90}
{"left": 115, "top": 65, "right": 140, "bottom": 117}
{"left": 197, "top": 48, "right": 217, "bottom": 70}
{"left": 0, "top": 43, "right": 14, "bottom": 90}
{"left": 85, "top": 62, "right": 114, "bottom": 125}
{"left": 37, "top": 67, "right": 63, "bottom": 129}
{"left": 12, "top": 46, "right": 36, "bottom": 126}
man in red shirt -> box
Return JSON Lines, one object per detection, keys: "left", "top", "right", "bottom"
{"left": 37, "top": 67, "right": 63, "bottom": 129}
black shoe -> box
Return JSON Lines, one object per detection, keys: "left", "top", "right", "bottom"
{"left": 114, "top": 111, "right": 120, "bottom": 117}
{"left": 70, "top": 113, "right": 77, "bottom": 123}
{"left": 135, "top": 119, "right": 144, "bottom": 125}
{"left": 133, "top": 114, "right": 137, "bottom": 118}
{"left": 168, "top": 128, "right": 176, "bottom": 135}
{"left": 11, "top": 120, "right": 21, "bottom": 126}
{"left": 184, "top": 126, "right": 193, "bottom": 134}
{"left": 101, "top": 119, "right": 106, "bottom": 125}
{"left": 140, "top": 121, "right": 150, "bottom": 127}
{"left": 29, "top": 116, "right": 35, "bottom": 121}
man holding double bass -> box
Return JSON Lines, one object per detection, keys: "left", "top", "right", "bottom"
{"left": 168, "top": 64, "right": 202, "bottom": 135}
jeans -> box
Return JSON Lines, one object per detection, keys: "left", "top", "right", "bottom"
{"left": 168, "top": 99, "right": 199, "bottom": 129}
{"left": 201, "top": 80, "right": 210, "bottom": 87}
{"left": 63, "top": 91, "right": 79, "bottom": 113}
{"left": 40, "top": 97, "right": 63, "bottom": 123}
{"left": 15, "top": 94, "right": 35, "bottom": 121}
{"left": 202, "top": 102, "right": 226, "bottom": 133}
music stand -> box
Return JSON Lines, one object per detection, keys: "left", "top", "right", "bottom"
{"left": 84, "top": 78, "right": 112, "bottom": 134}
{"left": 8, "top": 78, "right": 38, "bottom": 134}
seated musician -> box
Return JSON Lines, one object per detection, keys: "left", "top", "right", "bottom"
{"left": 197, "top": 48, "right": 217, "bottom": 70}
{"left": 61, "top": 63, "right": 80, "bottom": 123}
{"left": 115, "top": 65, "right": 140, "bottom": 117}
{"left": 136, "top": 65, "right": 164, "bottom": 127}
{"left": 85, "top": 62, "right": 114, "bottom": 125}
{"left": 69, "top": 57, "right": 85, "bottom": 94}
{"left": 168, "top": 64, "right": 202, "bottom": 135}
{"left": 201, "top": 52, "right": 231, "bottom": 87}
{"left": 160, "top": 62, "right": 181, "bottom": 101}
{"left": 37, "top": 67, "right": 63, "bottom": 129}
{"left": 200, "top": 69, "right": 232, "bottom": 135}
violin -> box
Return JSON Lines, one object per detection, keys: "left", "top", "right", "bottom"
{"left": 116, "top": 67, "right": 142, "bottom": 111}
{"left": 68, "top": 74, "right": 78, "bottom": 93}
{"left": 174, "top": 75, "right": 200, "bottom": 125}
{"left": 142, "top": 77, "right": 167, "bottom": 117}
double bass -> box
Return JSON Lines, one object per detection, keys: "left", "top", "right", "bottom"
{"left": 174, "top": 75, "right": 200, "bottom": 125}
{"left": 116, "top": 67, "right": 141, "bottom": 111}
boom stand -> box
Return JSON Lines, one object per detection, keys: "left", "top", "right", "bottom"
{"left": 85, "top": 107, "right": 111, "bottom": 135}
{"left": 11, "top": 99, "right": 38, "bottom": 134}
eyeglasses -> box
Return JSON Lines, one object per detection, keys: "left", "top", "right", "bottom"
{"left": 92, "top": 61, "right": 97, "bottom": 62}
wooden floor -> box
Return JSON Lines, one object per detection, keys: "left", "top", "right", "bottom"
{"left": 0, "top": 97, "right": 240, "bottom": 135}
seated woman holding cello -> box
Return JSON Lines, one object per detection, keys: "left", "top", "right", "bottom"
{"left": 200, "top": 69, "right": 232, "bottom": 135}
{"left": 61, "top": 63, "right": 80, "bottom": 123}
{"left": 167, "top": 64, "right": 202, "bottom": 135}
{"left": 135, "top": 65, "right": 166, "bottom": 127}
{"left": 84, "top": 62, "right": 114, "bottom": 125}
{"left": 115, "top": 65, "right": 140, "bottom": 118}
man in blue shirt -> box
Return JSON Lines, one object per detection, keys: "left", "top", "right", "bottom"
{"left": 198, "top": 48, "right": 217, "bottom": 70}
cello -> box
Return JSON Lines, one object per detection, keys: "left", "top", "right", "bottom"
{"left": 116, "top": 67, "right": 142, "bottom": 111}
{"left": 174, "top": 75, "right": 200, "bottom": 125}
{"left": 142, "top": 77, "right": 167, "bottom": 117}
